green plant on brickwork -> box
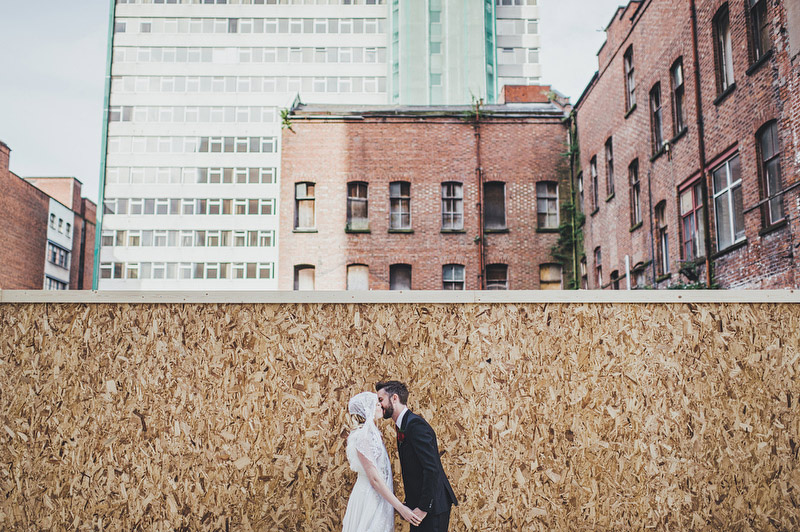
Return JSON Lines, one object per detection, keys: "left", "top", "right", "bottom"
{"left": 550, "top": 200, "right": 585, "bottom": 289}
{"left": 462, "top": 95, "right": 484, "bottom": 123}
{"left": 281, "top": 108, "right": 294, "bottom": 132}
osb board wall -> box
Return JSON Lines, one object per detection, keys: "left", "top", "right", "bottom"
{"left": 0, "top": 303, "right": 798, "bottom": 531}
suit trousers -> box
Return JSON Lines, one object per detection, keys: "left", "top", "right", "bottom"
{"left": 411, "top": 508, "right": 450, "bottom": 532}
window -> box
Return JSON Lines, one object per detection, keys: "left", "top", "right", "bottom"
{"left": 623, "top": 46, "right": 636, "bottom": 110}
{"left": 594, "top": 247, "right": 602, "bottom": 288}
{"left": 610, "top": 270, "right": 620, "bottom": 290}
{"left": 671, "top": 59, "right": 686, "bottom": 135}
{"left": 47, "top": 242, "right": 70, "bottom": 269}
{"left": 757, "top": 122, "right": 784, "bottom": 227}
{"left": 748, "top": 0, "right": 770, "bottom": 62}
{"left": 629, "top": 160, "right": 641, "bottom": 226}
{"left": 347, "top": 264, "right": 369, "bottom": 290}
{"left": 389, "top": 264, "right": 411, "bottom": 290}
{"left": 632, "top": 264, "right": 646, "bottom": 289}
{"left": 712, "top": 154, "right": 745, "bottom": 250}
{"left": 484, "top": 182, "right": 506, "bottom": 230}
{"left": 441, "top": 182, "right": 464, "bottom": 230}
{"left": 650, "top": 83, "right": 663, "bottom": 153}
{"left": 655, "top": 201, "right": 670, "bottom": 276}
{"left": 389, "top": 181, "right": 411, "bottom": 230}
{"left": 605, "top": 139, "right": 614, "bottom": 197}
{"left": 590, "top": 157, "right": 599, "bottom": 210}
{"left": 579, "top": 256, "right": 588, "bottom": 289}
{"left": 539, "top": 264, "right": 562, "bottom": 290}
{"left": 714, "top": 5, "right": 735, "bottom": 94}
{"left": 294, "top": 182, "right": 315, "bottom": 229}
{"left": 443, "top": 264, "right": 465, "bottom": 290}
{"left": 486, "top": 264, "right": 508, "bottom": 290}
{"left": 49, "top": 214, "right": 55, "bottom": 228}
{"left": 577, "top": 172, "right": 584, "bottom": 212}
{"left": 343, "top": 181, "right": 370, "bottom": 231}
{"left": 45, "top": 276, "right": 68, "bottom": 291}
{"left": 294, "top": 265, "right": 315, "bottom": 290}
{"left": 679, "top": 180, "right": 706, "bottom": 260}
{"left": 536, "top": 181, "right": 559, "bottom": 229}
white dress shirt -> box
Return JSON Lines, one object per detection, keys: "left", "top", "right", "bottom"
{"left": 395, "top": 406, "right": 409, "bottom": 430}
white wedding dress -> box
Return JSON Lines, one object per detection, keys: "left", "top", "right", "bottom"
{"left": 342, "top": 392, "right": 395, "bottom": 532}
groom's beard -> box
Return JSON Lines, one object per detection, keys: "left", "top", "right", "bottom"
{"left": 382, "top": 404, "right": 394, "bottom": 419}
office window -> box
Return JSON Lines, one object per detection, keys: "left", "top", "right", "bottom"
{"left": 442, "top": 182, "right": 464, "bottom": 230}
{"left": 347, "top": 264, "right": 369, "bottom": 290}
{"left": 655, "top": 201, "right": 670, "bottom": 276}
{"left": 539, "top": 264, "right": 562, "bottom": 290}
{"left": 623, "top": 46, "right": 636, "bottom": 110}
{"left": 580, "top": 256, "right": 588, "bottom": 289}
{"left": 45, "top": 277, "right": 68, "bottom": 291}
{"left": 49, "top": 214, "right": 56, "bottom": 228}
{"left": 347, "top": 182, "right": 369, "bottom": 230}
{"left": 442, "top": 264, "right": 465, "bottom": 290}
{"left": 594, "top": 247, "right": 602, "bottom": 288}
{"left": 749, "top": 0, "right": 770, "bottom": 62}
{"left": 389, "top": 264, "right": 411, "bottom": 290}
{"left": 486, "top": 264, "right": 508, "bottom": 290}
{"left": 294, "top": 182, "right": 315, "bottom": 229}
{"left": 590, "top": 157, "right": 598, "bottom": 210}
{"left": 671, "top": 59, "right": 686, "bottom": 135}
{"left": 679, "top": 180, "right": 706, "bottom": 260}
{"left": 389, "top": 181, "right": 411, "bottom": 230}
{"left": 47, "top": 242, "right": 70, "bottom": 269}
{"left": 650, "top": 83, "right": 663, "bottom": 153}
{"left": 294, "top": 265, "right": 315, "bottom": 290}
{"left": 536, "top": 181, "right": 559, "bottom": 229}
{"left": 757, "top": 121, "right": 784, "bottom": 227}
{"left": 484, "top": 181, "right": 506, "bottom": 230}
{"left": 714, "top": 5, "right": 735, "bottom": 94}
{"left": 605, "top": 139, "right": 614, "bottom": 197}
{"left": 712, "top": 154, "right": 745, "bottom": 251}
{"left": 629, "top": 160, "right": 641, "bottom": 226}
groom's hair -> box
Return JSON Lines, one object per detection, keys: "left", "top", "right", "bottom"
{"left": 375, "top": 381, "right": 409, "bottom": 405}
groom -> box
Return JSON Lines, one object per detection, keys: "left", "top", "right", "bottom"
{"left": 376, "top": 381, "right": 457, "bottom": 532}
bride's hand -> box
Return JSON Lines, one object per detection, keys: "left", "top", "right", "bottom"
{"left": 398, "top": 505, "right": 421, "bottom": 526}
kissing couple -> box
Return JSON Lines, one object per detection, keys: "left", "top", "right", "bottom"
{"left": 342, "top": 381, "right": 458, "bottom": 532}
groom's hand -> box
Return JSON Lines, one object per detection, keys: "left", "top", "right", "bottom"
{"left": 412, "top": 508, "right": 428, "bottom": 522}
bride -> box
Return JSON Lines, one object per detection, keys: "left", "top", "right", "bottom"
{"left": 342, "top": 392, "right": 421, "bottom": 531}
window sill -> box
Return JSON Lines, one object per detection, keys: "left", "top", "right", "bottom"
{"left": 605, "top": 193, "right": 615, "bottom": 203}
{"left": 759, "top": 218, "right": 787, "bottom": 237}
{"left": 484, "top": 228, "right": 509, "bottom": 234}
{"left": 629, "top": 221, "right": 643, "bottom": 233}
{"left": 536, "top": 227, "right": 560, "bottom": 234}
{"left": 440, "top": 229, "right": 466, "bottom": 234}
{"left": 713, "top": 83, "right": 736, "bottom": 106}
{"left": 650, "top": 146, "right": 666, "bottom": 162}
{"left": 590, "top": 208, "right": 599, "bottom": 217}
{"left": 655, "top": 273, "right": 672, "bottom": 283}
{"left": 388, "top": 228, "right": 414, "bottom": 234}
{"left": 670, "top": 127, "right": 688, "bottom": 145}
{"left": 345, "top": 228, "right": 371, "bottom": 234}
{"left": 712, "top": 238, "right": 748, "bottom": 259}
{"left": 746, "top": 49, "right": 773, "bottom": 76}
{"left": 624, "top": 103, "right": 637, "bottom": 119}
{"left": 293, "top": 228, "right": 318, "bottom": 233}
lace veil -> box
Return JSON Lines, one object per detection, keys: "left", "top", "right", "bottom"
{"left": 347, "top": 392, "right": 393, "bottom": 490}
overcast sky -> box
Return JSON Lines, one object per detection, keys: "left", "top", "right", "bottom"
{"left": 0, "top": 0, "right": 623, "bottom": 203}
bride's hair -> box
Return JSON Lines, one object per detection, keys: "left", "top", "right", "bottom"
{"left": 375, "top": 380, "right": 408, "bottom": 405}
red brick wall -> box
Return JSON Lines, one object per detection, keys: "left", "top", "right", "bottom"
{"left": 576, "top": 0, "right": 799, "bottom": 289}
{"left": 279, "top": 113, "right": 569, "bottom": 290}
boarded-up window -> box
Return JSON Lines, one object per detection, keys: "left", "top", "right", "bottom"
{"left": 484, "top": 182, "right": 506, "bottom": 230}
{"left": 346, "top": 264, "right": 369, "bottom": 290}
{"left": 539, "top": 263, "right": 562, "bottom": 290}
{"left": 295, "top": 182, "right": 315, "bottom": 229}
{"left": 389, "top": 264, "right": 411, "bottom": 290}
{"left": 294, "top": 265, "right": 315, "bottom": 290}
{"left": 347, "top": 182, "right": 369, "bottom": 230}
{"left": 486, "top": 263, "right": 508, "bottom": 290}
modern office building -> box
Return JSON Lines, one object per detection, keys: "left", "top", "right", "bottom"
{"left": 96, "top": 0, "right": 541, "bottom": 289}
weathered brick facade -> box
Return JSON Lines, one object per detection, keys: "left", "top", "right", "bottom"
{"left": 279, "top": 101, "right": 570, "bottom": 290}
{"left": 0, "top": 141, "right": 97, "bottom": 290}
{"left": 575, "top": 0, "right": 799, "bottom": 289}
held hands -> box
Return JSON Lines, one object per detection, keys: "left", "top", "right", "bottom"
{"left": 398, "top": 505, "right": 423, "bottom": 527}
{"left": 412, "top": 508, "right": 428, "bottom": 524}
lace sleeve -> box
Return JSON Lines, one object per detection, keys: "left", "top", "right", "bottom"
{"left": 347, "top": 427, "right": 384, "bottom": 471}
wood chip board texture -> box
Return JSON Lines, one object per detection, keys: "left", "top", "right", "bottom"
{"left": 0, "top": 303, "right": 798, "bottom": 531}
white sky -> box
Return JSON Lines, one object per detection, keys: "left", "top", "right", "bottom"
{"left": 0, "top": 0, "right": 624, "bottom": 203}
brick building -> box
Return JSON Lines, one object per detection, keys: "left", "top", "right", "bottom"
{"left": 279, "top": 92, "right": 570, "bottom": 290}
{"left": 574, "top": 0, "right": 800, "bottom": 289}
{"left": 0, "top": 140, "right": 97, "bottom": 290}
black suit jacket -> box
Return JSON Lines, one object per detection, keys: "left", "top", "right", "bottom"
{"left": 397, "top": 411, "right": 458, "bottom": 515}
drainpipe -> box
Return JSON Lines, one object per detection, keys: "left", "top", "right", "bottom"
{"left": 569, "top": 118, "right": 580, "bottom": 289}
{"left": 475, "top": 119, "right": 486, "bottom": 290}
{"left": 647, "top": 169, "right": 657, "bottom": 285}
{"left": 689, "top": 0, "right": 713, "bottom": 285}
